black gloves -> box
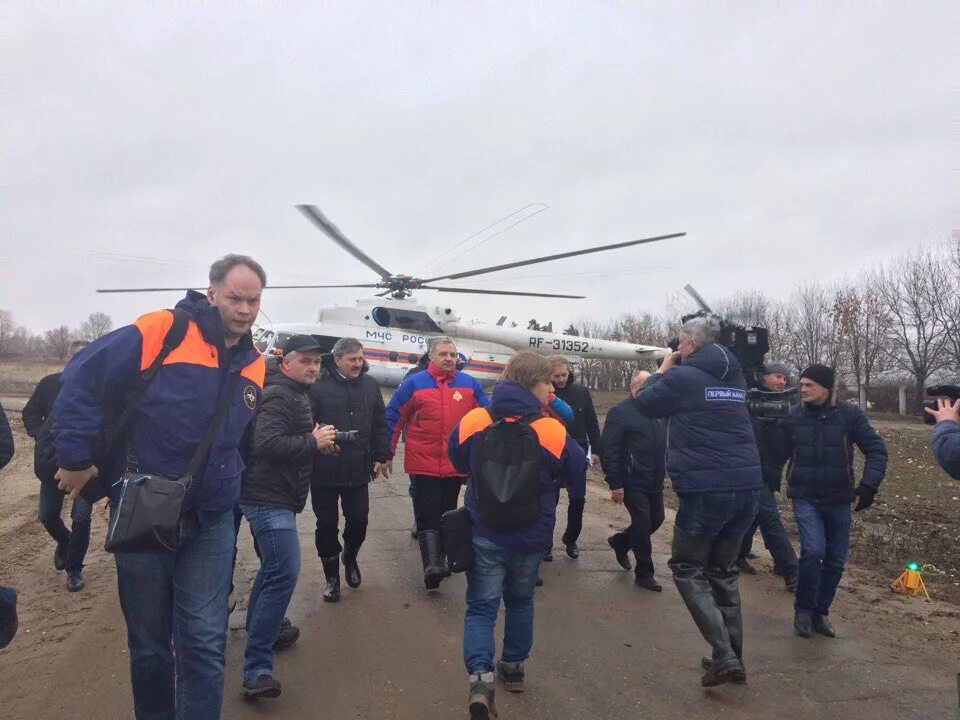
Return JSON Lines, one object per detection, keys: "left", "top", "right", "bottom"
{"left": 853, "top": 485, "right": 876, "bottom": 511}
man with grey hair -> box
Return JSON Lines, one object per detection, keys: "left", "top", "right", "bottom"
{"left": 52, "top": 254, "right": 268, "bottom": 718}
{"left": 309, "top": 336, "right": 390, "bottom": 602}
{"left": 632, "top": 316, "right": 762, "bottom": 687}
{"left": 386, "top": 336, "right": 490, "bottom": 590}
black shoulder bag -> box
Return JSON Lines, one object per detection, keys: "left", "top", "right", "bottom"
{"left": 105, "top": 371, "right": 235, "bottom": 554}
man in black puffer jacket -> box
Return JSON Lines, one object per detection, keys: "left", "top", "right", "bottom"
{"left": 310, "top": 337, "right": 390, "bottom": 603}
{"left": 22, "top": 340, "right": 92, "bottom": 592}
{"left": 239, "top": 334, "right": 336, "bottom": 699}
{"left": 777, "top": 364, "right": 886, "bottom": 641}
{"left": 548, "top": 356, "right": 601, "bottom": 560}
{"left": 601, "top": 370, "right": 667, "bottom": 591}
{"left": 632, "top": 317, "right": 762, "bottom": 687}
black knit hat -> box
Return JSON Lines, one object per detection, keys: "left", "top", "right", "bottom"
{"left": 799, "top": 364, "right": 835, "bottom": 392}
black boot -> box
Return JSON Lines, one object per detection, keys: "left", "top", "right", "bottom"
{"left": 705, "top": 538, "right": 747, "bottom": 683}
{"left": 418, "top": 530, "right": 445, "bottom": 591}
{"left": 812, "top": 614, "right": 836, "bottom": 638}
{"left": 342, "top": 544, "right": 362, "bottom": 589}
{"left": 669, "top": 529, "right": 742, "bottom": 686}
{"left": 608, "top": 534, "right": 632, "bottom": 571}
{"left": 794, "top": 611, "right": 812, "bottom": 638}
{"left": 321, "top": 557, "right": 341, "bottom": 603}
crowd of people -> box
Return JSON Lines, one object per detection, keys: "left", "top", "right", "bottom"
{"left": 0, "top": 253, "right": 957, "bottom": 719}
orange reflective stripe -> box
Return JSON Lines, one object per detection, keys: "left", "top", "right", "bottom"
{"left": 133, "top": 310, "right": 176, "bottom": 372}
{"left": 163, "top": 323, "right": 218, "bottom": 369}
{"left": 530, "top": 417, "right": 567, "bottom": 459}
{"left": 458, "top": 407, "right": 493, "bottom": 443}
{"left": 240, "top": 355, "right": 266, "bottom": 388}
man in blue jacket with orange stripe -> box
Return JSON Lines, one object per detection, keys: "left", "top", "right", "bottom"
{"left": 53, "top": 255, "right": 267, "bottom": 720}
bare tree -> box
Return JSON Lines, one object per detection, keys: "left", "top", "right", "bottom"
{"left": 780, "top": 282, "right": 843, "bottom": 375}
{"left": 80, "top": 311, "right": 113, "bottom": 339}
{"left": 929, "top": 238, "right": 960, "bottom": 374}
{"left": 832, "top": 273, "right": 889, "bottom": 406}
{"left": 877, "top": 247, "right": 950, "bottom": 402}
{"left": 0, "top": 309, "right": 14, "bottom": 354}
{"left": 716, "top": 290, "right": 773, "bottom": 327}
{"left": 43, "top": 325, "right": 74, "bottom": 360}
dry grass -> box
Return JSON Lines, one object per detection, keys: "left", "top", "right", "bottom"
{"left": 0, "top": 357, "right": 64, "bottom": 396}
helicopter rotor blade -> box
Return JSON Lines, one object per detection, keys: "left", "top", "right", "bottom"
{"left": 419, "top": 285, "right": 585, "bottom": 299}
{"left": 295, "top": 205, "right": 393, "bottom": 279}
{"left": 420, "top": 232, "right": 685, "bottom": 284}
{"left": 257, "top": 283, "right": 382, "bottom": 290}
{"left": 97, "top": 286, "right": 206, "bottom": 294}
{"left": 97, "top": 283, "right": 382, "bottom": 294}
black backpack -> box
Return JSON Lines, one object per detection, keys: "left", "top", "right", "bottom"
{"left": 474, "top": 410, "right": 543, "bottom": 528}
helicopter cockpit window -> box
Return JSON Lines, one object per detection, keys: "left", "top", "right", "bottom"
{"left": 371, "top": 307, "right": 442, "bottom": 333}
{"left": 253, "top": 330, "right": 274, "bottom": 353}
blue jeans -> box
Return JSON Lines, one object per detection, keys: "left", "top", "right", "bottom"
{"left": 463, "top": 535, "right": 542, "bottom": 674}
{"left": 792, "top": 499, "right": 851, "bottom": 616}
{"left": 739, "top": 484, "right": 798, "bottom": 575}
{"left": 114, "top": 509, "right": 234, "bottom": 720}
{"left": 241, "top": 505, "right": 301, "bottom": 680}
{"left": 38, "top": 482, "right": 92, "bottom": 571}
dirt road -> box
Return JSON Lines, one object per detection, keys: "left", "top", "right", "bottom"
{"left": 0, "top": 411, "right": 957, "bottom": 719}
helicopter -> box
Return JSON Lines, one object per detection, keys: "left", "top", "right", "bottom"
{"left": 99, "top": 204, "right": 686, "bottom": 386}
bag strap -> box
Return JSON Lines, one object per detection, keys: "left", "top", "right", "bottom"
{"left": 485, "top": 408, "right": 541, "bottom": 428}
{"left": 183, "top": 371, "right": 236, "bottom": 479}
{"left": 114, "top": 309, "right": 190, "bottom": 444}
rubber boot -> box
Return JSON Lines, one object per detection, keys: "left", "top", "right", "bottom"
{"left": 321, "top": 556, "right": 341, "bottom": 603}
{"left": 418, "top": 529, "right": 445, "bottom": 591}
{"left": 342, "top": 543, "right": 362, "bottom": 589}
{"left": 669, "top": 528, "right": 742, "bottom": 685}
{"left": 705, "top": 538, "right": 747, "bottom": 683}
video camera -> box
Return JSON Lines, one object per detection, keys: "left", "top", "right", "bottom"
{"left": 923, "top": 385, "right": 960, "bottom": 425}
{"left": 668, "top": 284, "right": 796, "bottom": 421}
{"left": 334, "top": 429, "right": 359, "bottom": 445}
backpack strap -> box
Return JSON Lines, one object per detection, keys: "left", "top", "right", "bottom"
{"left": 112, "top": 309, "right": 190, "bottom": 453}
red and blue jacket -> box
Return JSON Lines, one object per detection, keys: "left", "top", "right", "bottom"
{"left": 449, "top": 381, "right": 587, "bottom": 554}
{"left": 386, "top": 362, "right": 490, "bottom": 477}
{"left": 52, "top": 291, "right": 265, "bottom": 512}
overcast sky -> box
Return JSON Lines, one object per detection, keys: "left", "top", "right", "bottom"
{"left": 3, "top": 4, "right": 954, "bottom": 335}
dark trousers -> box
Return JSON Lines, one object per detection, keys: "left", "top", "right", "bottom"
{"left": 549, "top": 492, "right": 585, "bottom": 550}
{"left": 410, "top": 474, "right": 462, "bottom": 536}
{"left": 610, "top": 490, "right": 665, "bottom": 579}
{"left": 38, "top": 482, "right": 92, "bottom": 572}
{"left": 311, "top": 483, "right": 370, "bottom": 559}
{"left": 738, "top": 484, "right": 798, "bottom": 575}
{"left": 669, "top": 490, "right": 760, "bottom": 666}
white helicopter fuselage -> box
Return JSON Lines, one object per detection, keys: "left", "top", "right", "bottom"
{"left": 254, "top": 296, "right": 665, "bottom": 387}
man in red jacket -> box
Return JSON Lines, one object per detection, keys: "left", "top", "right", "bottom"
{"left": 386, "top": 336, "right": 490, "bottom": 590}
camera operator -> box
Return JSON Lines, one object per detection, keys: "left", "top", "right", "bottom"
{"left": 736, "top": 362, "right": 799, "bottom": 592}
{"left": 309, "top": 337, "right": 391, "bottom": 603}
{"left": 239, "top": 334, "right": 337, "bottom": 698}
{"left": 632, "top": 316, "right": 762, "bottom": 687}
{"left": 925, "top": 396, "right": 960, "bottom": 480}
{"left": 776, "top": 364, "right": 887, "bottom": 640}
